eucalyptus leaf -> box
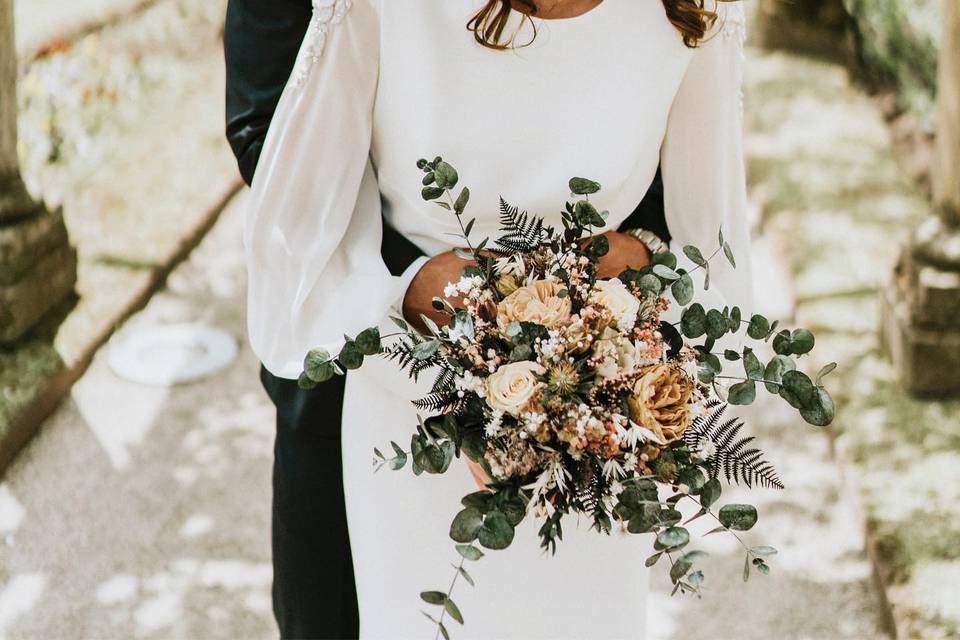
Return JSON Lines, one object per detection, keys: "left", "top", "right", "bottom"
{"left": 728, "top": 380, "right": 757, "bottom": 405}
{"left": 763, "top": 355, "right": 795, "bottom": 394}
{"left": 700, "top": 478, "right": 722, "bottom": 508}
{"left": 816, "top": 362, "right": 838, "bottom": 385}
{"left": 455, "top": 188, "right": 471, "bottom": 215}
{"left": 338, "top": 342, "right": 364, "bottom": 370}
{"left": 800, "top": 387, "right": 836, "bottom": 426}
{"left": 652, "top": 251, "right": 678, "bottom": 270}
{"left": 444, "top": 598, "right": 464, "bottom": 624}
{"left": 670, "top": 558, "right": 693, "bottom": 584}
{"left": 355, "top": 327, "right": 381, "bottom": 355}
{"left": 456, "top": 565, "right": 475, "bottom": 586}
{"left": 723, "top": 242, "right": 736, "bottom": 268}
{"left": 779, "top": 370, "right": 815, "bottom": 409}
{"left": 656, "top": 526, "right": 690, "bottom": 550}
{"left": 455, "top": 544, "right": 484, "bottom": 561}
{"left": 681, "top": 304, "right": 707, "bottom": 339}
{"left": 672, "top": 273, "right": 694, "bottom": 305}
{"left": 718, "top": 504, "right": 758, "bottom": 531}
{"left": 477, "top": 511, "right": 515, "bottom": 550}
{"left": 412, "top": 339, "right": 441, "bottom": 361}
{"left": 772, "top": 330, "right": 793, "bottom": 356}
{"left": 420, "top": 591, "right": 446, "bottom": 605}
{"left": 750, "top": 545, "right": 778, "bottom": 557}
{"left": 296, "top": 372, "right": 317, "bottom": 390}
{"left": 627, "top": 508, "right": 660, "bottom": 534}
{"left": 683, "top": 245, "right": 708, "bottom": 267}
{"left": 678, "top": 467, "right": 706, "bottom": 494}
{"left": 434, "top": 161, "right": 459, "bottom": 189}
{"left": 706, "top": 309, "right": 728, "bottom": 340}
{"left": 422, "top": 186, "right": 444, "bottom": 201}
{"left": 653, "top": 264, "right": 681, "bottom": 281}
{"left": 569, "top": 177, "right": 601, "bottom": 195}
{"left": 304, "top": 348, "right": 336, "bottom": 382}
{"left": 450, "top": 507, "right": 483, "bottom": 543}
{"left": 747, "top": 314, "right": 770, "bottom": 340}
{"left": 680, "top": 550, "right": 709, "bottom": 563}
{"left": 639, "top": 274, "right": 663, "bottom": 296}
{"left": 743, "top": 349, "right": 764, "bottom": 381}
{"left": 791, "top": 328, "right": 816, "bottom": 355}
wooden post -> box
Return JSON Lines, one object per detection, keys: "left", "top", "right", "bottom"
{"left": 0, "top": 0, "right": 38, "bottom": 222}
{"left": 934, "top": 0, "right": 959, "bottom": 227}
{"left": 0, "top": 0, "right": 77, "bottom": 343}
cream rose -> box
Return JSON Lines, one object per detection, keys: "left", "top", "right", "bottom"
{"left": 595, "top": 333, "right": 647, "bottom": 380}
{"left": 485, "top": 361, "right": 545, "bottom": 416}
{"left": 589, "top": 279, "right": 641, "bottom": 331}
{"left": 496, "top": 280, "right": 572, "bottom": 332}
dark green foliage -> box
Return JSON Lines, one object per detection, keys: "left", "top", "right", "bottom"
{"left": 684, "top": 401, "right": 785, "bottom": 490}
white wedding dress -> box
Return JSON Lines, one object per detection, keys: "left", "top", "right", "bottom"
{"left": 243, "top": 1, "right": 752, "bottom": 637}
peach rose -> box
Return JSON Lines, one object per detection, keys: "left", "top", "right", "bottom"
{"left": 627, "top": 363, "right": 694, "bottom": 443}
{"left": 496, "top": 280, "right": 572, "bottom": 332}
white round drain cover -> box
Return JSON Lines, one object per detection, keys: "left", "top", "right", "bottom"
{"left": 108, "top": 323, "right": 238, "bottom": 386}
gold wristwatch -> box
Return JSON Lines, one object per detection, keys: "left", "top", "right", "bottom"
{"left": 622, "top": 227, "right": 668, "bottom": 255}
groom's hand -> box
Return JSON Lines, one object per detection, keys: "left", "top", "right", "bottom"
{"left": 401, "top": 251, "right": 468, "bottom": 334}
{"left": 402, "top": 232, "right": 649, "bottom": 333}
{"left": 593, "top": 231, "right": 651, "bottom": 279}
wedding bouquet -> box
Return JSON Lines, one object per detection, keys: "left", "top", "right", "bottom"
{"left": 299, "top": 157, "right": 836, "bottom": 638}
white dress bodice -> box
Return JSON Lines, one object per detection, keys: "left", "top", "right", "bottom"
{"left": 244, "top": 0, "right": 752, "bottom": 379}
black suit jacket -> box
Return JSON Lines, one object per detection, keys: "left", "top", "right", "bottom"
{"left": 224, "top": 0, "right": 670, "bottom": 276}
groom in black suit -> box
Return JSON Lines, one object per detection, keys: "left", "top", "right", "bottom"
{"left": 223, "top": 1, "right": 669, "bottom": 637}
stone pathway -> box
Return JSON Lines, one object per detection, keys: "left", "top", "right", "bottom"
{"left": 0, "top": 47, "right": 898, "bottom": 639}
{"left": 0, "top": 194, "right": 275, "bottom": 639}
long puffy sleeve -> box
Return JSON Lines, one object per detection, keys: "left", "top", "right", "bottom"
{"left": 243, "top": 0, "right": 398, "bottom": 379}
{"left": 661, "top": 1, "right": 754, "bottom": 316}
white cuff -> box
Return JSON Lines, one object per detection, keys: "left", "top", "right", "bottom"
{"left": 391, "top": 255, "right": 431, "bottom": 315}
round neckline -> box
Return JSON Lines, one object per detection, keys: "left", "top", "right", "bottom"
{"left": 514, "top": 0, "right": 609, "bottom": 24}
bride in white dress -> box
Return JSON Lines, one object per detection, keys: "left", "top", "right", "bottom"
{"left": 243, "top": 0, "right": 752, "bottom": 637}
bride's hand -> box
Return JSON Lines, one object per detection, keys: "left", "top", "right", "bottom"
{"left": 592, "top": 231, "right": 651, "bottom": 279}
{"left": 401, "top": 251, "right": 469, "bottom": 334}
{"left": 466, "top": 458, "right": 492, "bottom": 492}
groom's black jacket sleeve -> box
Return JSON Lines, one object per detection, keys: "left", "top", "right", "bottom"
{"left": 224, "top": 0, "right": 426, "bottom": 276}
{"left": 224, "top": 0, "right": 669, "bottom": 277}
{"left": 224, "top": 0, "right": 310, "bottom": 187}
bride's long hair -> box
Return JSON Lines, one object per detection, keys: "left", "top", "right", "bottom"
{"left": 468, "top": 0, "right": 734, "bottom": 49}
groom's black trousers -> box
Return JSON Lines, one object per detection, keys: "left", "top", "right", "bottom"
{"left": 256, "top": 220, "right": 428, "bottom": 640}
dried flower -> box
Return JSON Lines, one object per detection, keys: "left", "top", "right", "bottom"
{"left": 496, "top": 280, "right": 572, "bottom": 332}
{"left": 627, "top": 364, "right": 694, "bottom": 444}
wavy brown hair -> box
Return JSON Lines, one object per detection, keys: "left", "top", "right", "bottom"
{"left": 468, "top": 0, "right": 734, "bottom": 49}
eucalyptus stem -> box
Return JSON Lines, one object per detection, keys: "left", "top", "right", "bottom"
{"left": 445, "top": 189, "right": 476, "bottom": 256}
{"left": 433, "top": 557, "right": 465, "bottom": 640}
{"left": 714, "top": 374, "right": 783, "bottom": 390}
{"left": 682, "top": 494, "right": 750, "bottom": 552}
{"left": 687, "top": 245, "right": 723, "bottom": 275}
